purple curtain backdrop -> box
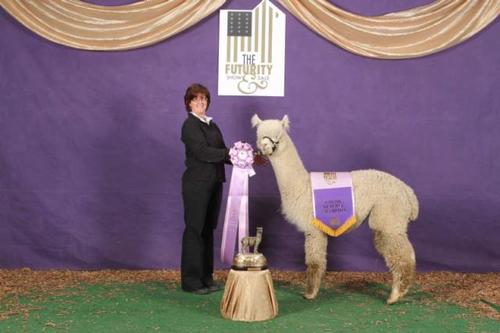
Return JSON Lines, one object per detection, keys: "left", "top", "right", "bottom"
{"left": 0, "top": 0, "right": 499, "bottom": 272}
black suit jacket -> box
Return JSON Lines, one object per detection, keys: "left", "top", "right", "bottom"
{"left": 181, "top": 113, "right": 229, "bottom": 183}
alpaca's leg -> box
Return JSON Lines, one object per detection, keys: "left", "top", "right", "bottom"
{"left": 254, "top": 239, "right": 261, "bottom": 253}
{"left": 373, "top": 230, "right": 415, "bottom": 304}
{"left": 396, "top": 234, "right": 416, "bottom": 299}
{"left": 303, "top": 229, "right": 328, "bottom": 300}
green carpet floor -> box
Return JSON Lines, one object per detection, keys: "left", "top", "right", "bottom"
{"left": 1, "top": 281, "right": 498, "bottom": 332}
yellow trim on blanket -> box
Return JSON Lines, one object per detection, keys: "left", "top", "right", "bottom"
{"left": 311, "top": 216, "right": 357, "bottom": 237}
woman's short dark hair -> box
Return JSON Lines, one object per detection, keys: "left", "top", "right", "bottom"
{"left": 184, "top": 83, "right": 210, "bottom": 112}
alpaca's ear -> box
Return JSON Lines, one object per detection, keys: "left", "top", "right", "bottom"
{"left": 251, "top": 114, "right": 262, "bottom": 128}
{"left": 281, "top": 114, "right": 290, "bottom": 131}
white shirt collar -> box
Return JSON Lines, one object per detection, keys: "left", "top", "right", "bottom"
{"left": 190, "top": 112, "right": 213, "bottom": 124}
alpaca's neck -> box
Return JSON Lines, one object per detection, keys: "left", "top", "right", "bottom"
{"left": 269, "top": 134, "right": 309, "bottom": 196}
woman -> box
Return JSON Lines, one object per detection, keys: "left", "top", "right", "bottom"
{"left": 180, "top": 83, "right": 229, "bottom": 295}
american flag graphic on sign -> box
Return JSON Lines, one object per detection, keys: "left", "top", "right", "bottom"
{"left": 218, "top": 0, "right": 286, "bottom": 96}
{"left": 225, "top": 1, "right": 277, "bottom": 64}
{"left": 228, "top": 12, "right": 252, "bottom": 36}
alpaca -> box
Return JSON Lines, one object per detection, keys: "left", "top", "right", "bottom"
{"left": 241, "top": 227, "right": 263, "bottom": 254}
{"left": 251, "top": 114, "right": 419, "bottom": 304}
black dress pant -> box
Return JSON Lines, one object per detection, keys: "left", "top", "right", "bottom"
{"left": 181, "top": 179, "right": 223, "bottom": 291}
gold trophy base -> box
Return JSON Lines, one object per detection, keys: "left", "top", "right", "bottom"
{"left": 220, "top": 269, "right": 278, "bottom": 322}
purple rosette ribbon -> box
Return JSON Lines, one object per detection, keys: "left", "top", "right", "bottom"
{"left": 229, "top": 141, "right": 254, "bottom": 168}
{"left": 221, "top": 141, "right": 256, "bottom": 264}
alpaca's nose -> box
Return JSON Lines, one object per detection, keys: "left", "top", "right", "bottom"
{"left": 259, "top": 139, "right": 273, "bottom": 155}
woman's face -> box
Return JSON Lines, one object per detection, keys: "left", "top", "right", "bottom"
{"left": 189, "top": 94, "right": 208, "bottom": 117}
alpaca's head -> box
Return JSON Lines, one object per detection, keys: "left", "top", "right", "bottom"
{"left": 251, "top": 114, "right": 290, "bottom": 157}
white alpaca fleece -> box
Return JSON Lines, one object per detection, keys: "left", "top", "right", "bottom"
{"left": 252, "top": 114, "right": 419, "bottom": 303}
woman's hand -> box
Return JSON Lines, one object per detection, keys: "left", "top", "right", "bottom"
{"left": 253, "top": 151, "right": 268, "bottom": 166}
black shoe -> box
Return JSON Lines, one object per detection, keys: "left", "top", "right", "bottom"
{"left": 189, "top": 287, "right": 211, "bottom": 295}
{"left": 206, "top": 283, "right": 223, "bottom": 292}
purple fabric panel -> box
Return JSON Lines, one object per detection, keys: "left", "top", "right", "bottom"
{"left": 0, "top": 0, "right": 499, "bottom": 271}
{"left": 314, "top": 188, "right": 353, "bottom": 226}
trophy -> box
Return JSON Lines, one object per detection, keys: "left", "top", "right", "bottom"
{"left": 232, "top": 227, "right": 267, "bottom": 271}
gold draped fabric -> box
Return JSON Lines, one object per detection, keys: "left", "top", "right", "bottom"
{"left": 0, "top": 0, "right": 498, "bottom": 58}
{"left": 277, "top": 0, "right": 500, "bottom": 59}
{"left": 220, "top": 269, "right": 278, "bottom": 322}
{"left": 0, "top": 0, "right": 227, "bottom": 51}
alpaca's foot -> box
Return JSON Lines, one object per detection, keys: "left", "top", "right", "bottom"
{"left": 387, "top": 280, "right": 414, "bottom": 304}
{"left": 304, "top": 263, "right": 322, "bottom": 300}
{"left": 386, "top": 288, "right": 401, "bottom": 305}
{"left": 386, "top": 295, "right": 399, "bottom": 305}
{"left": 387, "top": 289, "right": 411, "bottom": 304}
{"left": 303, "top": 280, "right": 319, "bottom": 300}
{"left": 302, "top": 289, "right": 319, "bottom": 300}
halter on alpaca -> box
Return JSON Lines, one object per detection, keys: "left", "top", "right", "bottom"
{"left": 261, "top": 127, "right": 284, "bottom": 155}
{"left": 262, "top": 136, "right": 280, "bottom": 153}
